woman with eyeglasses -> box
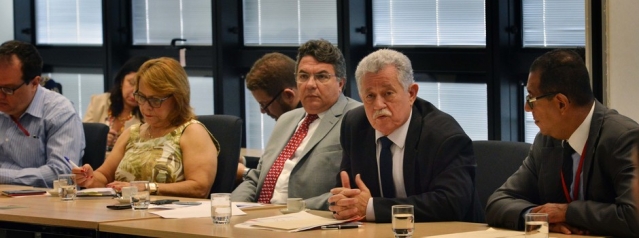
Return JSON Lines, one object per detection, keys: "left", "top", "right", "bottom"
{"left": 83, "top": 56, "right": 149, "bottom": 151}
{"left": 73, "top": 57, "right": 220, "bottom": 198}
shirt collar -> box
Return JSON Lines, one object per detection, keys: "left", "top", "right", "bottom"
{"left": 567, "top": 103, "right": 595, "bottom": 155}
{"left": 375, "top": 110, "right": 412, "bottom": 149}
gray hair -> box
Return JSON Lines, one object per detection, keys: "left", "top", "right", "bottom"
{"left": 355, "top": 49, "right": 414, "bottom": 94}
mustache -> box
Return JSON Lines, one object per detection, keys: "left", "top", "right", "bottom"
{"left": 373, "top": 109, "right": 392, "bottom": 119}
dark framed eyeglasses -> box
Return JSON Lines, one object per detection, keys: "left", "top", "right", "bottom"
{"left": 134, "top": 92, "right": 173, "bottom": 108}
{"left": 260, "top": 89, "right": 285, "bottom": 111}
{"left": 526, "top": 92, "right": 558, "bottom": 109}
{"left": 295, "top": 72, "right": 335, "bottom": 83}
{"left": 0, "top": 82, "right": 26, "bottom": 95}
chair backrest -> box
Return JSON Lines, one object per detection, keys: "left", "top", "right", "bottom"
{"left": 197, "top": 115, "right": 242, "bottom": 194}
{"left": 81, "top": 122, "right": 110, "bottom": 169}
{"left": 473, "top": 140, "right": 531, "bottom": 209}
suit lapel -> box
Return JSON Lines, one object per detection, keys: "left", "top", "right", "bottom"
{"left": 581, "top": 101, "right": 605, "bottom": 199}
{"left": 362, "top": 127, "right": 381, "bottom": 196}
{"left": 297, "top": 94, "right": 348, "bottom": 161}
{"left": 260, "top": 111, "right": 305, "bottom": 173}
{"left": 402, "top": 106, "right": 421, "bottom": 196}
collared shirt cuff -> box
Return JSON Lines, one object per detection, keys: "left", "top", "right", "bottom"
{"left": 365, "top": 197, "right": 375, "bottom": 221}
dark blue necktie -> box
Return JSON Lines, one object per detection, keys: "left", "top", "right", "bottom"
{"left": 562, "top": 141, "right": 575, "bottom": 190}
{"left": 379, "top": 136, "right": 395, "bottom": 198}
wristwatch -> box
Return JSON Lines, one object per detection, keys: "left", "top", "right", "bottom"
{"left": 149, "top": 182, "right": 158, "bottom": 195}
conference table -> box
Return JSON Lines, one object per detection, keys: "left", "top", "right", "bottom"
{"left": 0, "top": 185, "right": 603, "bottom": 238}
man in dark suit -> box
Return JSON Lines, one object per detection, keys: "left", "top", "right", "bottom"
{"left": 327, "top": 49, "right": 484, "bottom": 223}
{"left": 486, "top": 49, "right": 639, "bottom": 237}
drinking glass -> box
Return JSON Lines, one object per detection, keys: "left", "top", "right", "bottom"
{"left": 58, "top": 174, "right": 77, "bottom": 201}
{"left": 392, "top": 205, "right": 414, "bottom": 237}
{"left": 525, "top": 213, "right": 549, "bottom": 238}
{"left": 130, "top": 181, "right": 150, "bottom": 210}
{"left": 210, "top": 193, "right": 232, "bottom": 224}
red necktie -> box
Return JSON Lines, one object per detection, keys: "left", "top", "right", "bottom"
{"left": 257, "top": 114, "right": 319, "bottom": 203}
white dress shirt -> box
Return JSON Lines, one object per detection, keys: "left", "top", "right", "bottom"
{"left": 366, "top": 111, "right": 412, "bottom": 221}
{"left": 565, "top": 102, "right": 595, "bottom": 200}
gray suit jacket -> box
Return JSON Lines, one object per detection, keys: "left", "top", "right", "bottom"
{"left": 486, "top": 101, "right": 639, "bottom": 237}
{"left": 231, "top": 94, "right": 361, "bottom": 210}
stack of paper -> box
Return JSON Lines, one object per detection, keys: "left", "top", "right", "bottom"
{"left": 149, "top": 201, "right": 246, "bottom": 218}
{"left": 424, "top": 228, "right": 525, "bottom": 238}
{"left": 237, "top": 211, "right": 361, "bottom": 232}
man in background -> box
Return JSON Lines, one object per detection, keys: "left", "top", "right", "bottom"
{"left": 329, "top": 49, "right": 484, "bottom": 223}
{"left": 245, "top": 52, "right": 301, "bottom": 120}
{"left": 0, "top": 40, "right": 84, "bottom": 188}
{"left": 238, "top": 52, "right": 303, "bottom": 182}
{"left": 486, "top": 49, "right": 639, "bottom": 237}
{"left": 232, "top": 39, "right": 361, "bottom": 209}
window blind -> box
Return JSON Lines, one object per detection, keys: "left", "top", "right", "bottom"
{"left": 522, "top": 0, "right": 585, "bottom": 47}
{"left": 244, "top": 87, "right": 277, "bottom": 149}
{"left": 44, "top": 72, "right": 104, "bottom": 118}
{"left": 417, "top": 82, "right": 487, "bottom": 140}
{"left": 189, "top": 76, "right": 214, "bottom": 115}
{"left": 243, "top": 0, "right": 338, "bottom": 46}
{"left": 35, "top": 0, "right": 103, "bottom": 45}
{"left": 132, "top": 0, "right": 212, "bottom": 45}
{"left": 373, "top": 0, "right": 485, "bottom": 47}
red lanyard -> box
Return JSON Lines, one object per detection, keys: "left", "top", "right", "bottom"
{"left": 560, "top": 144, "right": 587, "bottom": 202}
{"left": 10, "top": 117, "right": 30, "bottom": 137}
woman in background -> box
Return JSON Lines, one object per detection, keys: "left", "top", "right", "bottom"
{"left": 74, "top": 57, "right": 219, "bottom": 198}
{"left": 83, "top": 56, "right": 150, "bottom": 150}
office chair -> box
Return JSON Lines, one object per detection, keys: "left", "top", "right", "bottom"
{"left": 81, "top": 122, "right": 110, "bottom": 169}
{"left": 473, "top": 140, "right": 531, "bottom": 209}
{"left": 197, "top": 115, "right": 242, "bottom": 194}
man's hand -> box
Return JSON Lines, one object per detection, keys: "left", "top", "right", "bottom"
{"left": 531, "top": 203, "right": 568, "bottom": 223}
{"left": 549, "top": 222, "right": 589, "bottom": 235}
{"left": 328, "top": 172, "right": 371, "bottom": 220}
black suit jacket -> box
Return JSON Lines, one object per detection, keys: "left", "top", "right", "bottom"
{"left": 486, "top": 101, "right": 639, "bottom": 237}
{"left": 338, "top": 98, "right": 484, "bottom": 223}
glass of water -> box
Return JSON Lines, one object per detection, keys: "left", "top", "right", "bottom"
{"left": 392, "top": 205, "right": 414, "bottom": 237}
{"left": 525, "top": 213, "right": 549, "bottom": 238}
{"left": 58, "top": 174, "right": 77, "bottom": 201}
{"left": 130, "top": 181, "right": 150, "bottom": 210}
{"left": 210, "top": 193, "right": 232, "bottom": 225}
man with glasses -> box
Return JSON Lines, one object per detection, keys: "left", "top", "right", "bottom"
{"left": 232, "top": 39, "right": 361, "bottom": 210}
{"left": 245, "top": 52, "right": 301, "bottom": 120}
{"left": 328, "top": 49, "right": 484, "bottom": 223}
{"left": 486, "top": 49, "right": 639, "bottom": 237}
{"left": 0, "top": 40, "right": 84, "bottom": 188}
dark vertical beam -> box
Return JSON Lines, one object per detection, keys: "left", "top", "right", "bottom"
{"left": 338, "top": 0, "right": 367, "bottom": 100}
{"left": 213, "top": 0, "right": 242, "bottom": 117}
{"left": 486, "top": 0, "right": 520, "bottom": 141}
{"left": 589, "top": 0, "right": 604, "bottom": 103}
{"left": 13, "top": 0, "right": 34, "bottom": 43}
{"left": 103, "top": 0, "right": 129, "bottom": 91}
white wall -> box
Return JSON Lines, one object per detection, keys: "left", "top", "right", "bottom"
{"left": 605, "top": 0, "right": 639, "bottom": 121}
{"left": 0, "top": 0, "right": 13, "bottom": 42}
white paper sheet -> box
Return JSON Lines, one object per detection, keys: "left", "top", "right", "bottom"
{"left": 236, "top": 211, "right": 360, "bottom": 232}
{"left": 149, "top": 201, "right": 246, "bottom": 218}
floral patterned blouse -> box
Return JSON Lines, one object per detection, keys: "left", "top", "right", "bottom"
{"left": 114, "top": 119, "right": 220, "bottom": 183}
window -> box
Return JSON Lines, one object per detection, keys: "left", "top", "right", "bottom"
{"left": 43, "top": 72, "right": 104, "bottom": 118}
{"left": 243, "top": 0, "right": 338, "bottom": 46}
{"left": 189, "top": 76, "right": 215, "bottom": 115}
{"left": 373, "top": 0, "right": 485, "bottom": 47}
{"left": 132, "top": 0, "right": 213, "bottom": 45}
{"left": 35, "top": 0, "right": 103, "bottom": 45}
{"left": 416, "top": 81, "right": 487, "bottom": 140}
{"left": 244, "top": 87, "right": 277, "bottom": 149}
{"left": 522, "top": 0, "right": 585, "bottom": 47}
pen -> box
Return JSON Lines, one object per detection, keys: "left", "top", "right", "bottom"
{"left": 64, "top": 156, "right": 80, "bottom": 168}
{"left": 321, "top": 224, "right": 362, "bottom": 230}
